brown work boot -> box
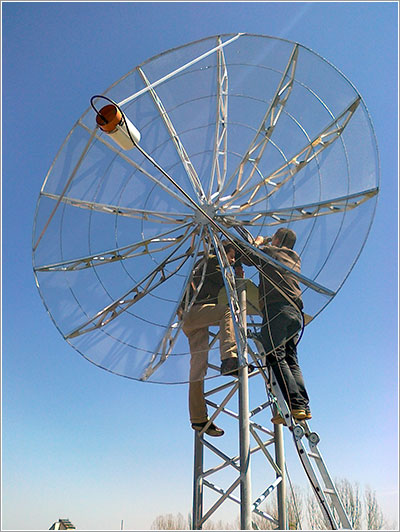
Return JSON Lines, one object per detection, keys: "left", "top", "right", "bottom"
{"left": 271, "top": 413, "right": 286, "bottom": 425}
{"left": 291, "top": 408, "right": 307, "bottom": 420}
{"left": 192, "top": 421, "right": 224, "bottom": 437}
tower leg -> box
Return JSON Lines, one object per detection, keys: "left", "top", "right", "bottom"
{"left": 275, "top": 423, "right": 288, "bottom": 530}
{"left": 238, "top": 364, "right": 252, "bottom": 529}
{"left": 192, "top": 434, "right": 204, "bottom": 529}
{"left": 238, "top": 279, "right": 252, "bottom": 530}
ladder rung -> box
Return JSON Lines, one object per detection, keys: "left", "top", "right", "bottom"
{"left": 308, "top": 452, "right": 320, "bottom": 459}
{"left": 323, "top": 488, "right": 336, "bottom": 495}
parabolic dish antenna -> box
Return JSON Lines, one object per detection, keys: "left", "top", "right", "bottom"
{"left": 32, "top": 33, "right": 379, "bottom": 384}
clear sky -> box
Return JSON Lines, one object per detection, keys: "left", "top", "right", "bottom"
{"left": 2, "top": 2, "right": 398, "bottom": 531}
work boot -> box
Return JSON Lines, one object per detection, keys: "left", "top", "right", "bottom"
{"left": 304, "top": 407, "right": 312, "bottom": 420}
{"left": 191, "top": 421, "right": 224, "bottom": 437}
{"left": 291, "top": 408, "right": 307, "bottom": 420}
{"left": 271, "top": 413, "right": 286, "bottom": 425}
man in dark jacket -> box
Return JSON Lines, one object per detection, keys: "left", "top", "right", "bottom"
{"left": 182, "top": 241, "right": 240, "bottom": 437}
{"left": 242, "top": 228, "right": 311, "bottom": 424}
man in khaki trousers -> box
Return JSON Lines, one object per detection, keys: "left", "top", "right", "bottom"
{"left": 182, "top": 242, "right": 239, "bottom": 437}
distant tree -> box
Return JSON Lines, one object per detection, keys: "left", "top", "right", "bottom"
{"left": 335, "top": 478, "right": 362, "bottom": 529}
{"left": 287, "top": 484, "right": 304, "bottom": 529}
{"left": 150, "top": 512, "right": 188, "bottom": 530}
{"left": 306, "top": 479, "right": 362, "bottom": 530}
{"left": 151, "top": 512, "right": 236, "bottom": 530}
{"left": 364, "top": 485, "right": 385, "bottom": 530}
{"left": 151, "top": 480, "right": 395, "bottom": 530}
{"left": 306, "top": 478, "right": 393, "bottom": 530}
{"left": 306, "top": 491, "right": 326, "bottom": 530}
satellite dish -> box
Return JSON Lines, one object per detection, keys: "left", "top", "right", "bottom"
{"left": 32, "top": 33, "right": 379, "bottom": 384}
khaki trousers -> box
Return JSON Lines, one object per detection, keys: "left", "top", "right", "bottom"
{"left": 182, "top": 303, "right": 237, "bottom": 424}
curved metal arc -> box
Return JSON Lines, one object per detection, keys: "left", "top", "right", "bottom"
{"left": 35, "top": 222, "right": 194, "bottom": 272}
{"left": 138, "top": 67, "right": 207, "bottom": 204}
{"left": 33, "top": 128, "right": 97, "bottom": 252}
{"left": 65, "top": 227, "right": 199, "bottom": 339}
{"left": 222, "top": 96, "right": 361, "bottom": 210}
{"left": 218, "top": 43, "right": 299, "bottom": 199}
{"left": 139, "top": 229, "right": 209, "bottom": 381}
{"left": 117, "top": 33, "right": 243, "bottom": 107}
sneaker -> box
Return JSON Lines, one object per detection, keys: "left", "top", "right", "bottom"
{"left": 191, "top": 421, "right": 224, "bottom": 437}
{"left": 291, "top": 408, "right": 307, "bottom": 420}
{"left": 221, "top": 357, "right": 239, "bottom": 377}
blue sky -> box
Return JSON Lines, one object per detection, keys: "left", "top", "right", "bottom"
{"left": 2, "top": 2, "right": 398, "bottom": 530}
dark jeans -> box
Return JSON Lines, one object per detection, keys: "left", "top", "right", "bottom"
{"left": 260, "top": 303, "right": 309, "bottom": 410}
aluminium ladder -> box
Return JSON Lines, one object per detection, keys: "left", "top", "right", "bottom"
{"left": 248, "top": 332, "right": 353, "bottom": 530}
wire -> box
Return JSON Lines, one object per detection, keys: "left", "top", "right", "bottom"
{"left": 285, "top": 462, "right": 303, "bottom": 530}
{"left": 90, "top": 94, "right": 117, "bottom": 124}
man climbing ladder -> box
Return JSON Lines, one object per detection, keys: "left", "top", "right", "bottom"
{"left": 240, "top": 227, "right": 312, "bottom": 424}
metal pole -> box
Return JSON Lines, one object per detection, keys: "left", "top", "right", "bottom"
{"left": 237, "top": 278, "right": 252, "bottom": 530}
{"left": 275, "top": 422, "right": 288, "bottom": 530}
{"left": 192, "top": 433, "right": 204, "bottom": 529}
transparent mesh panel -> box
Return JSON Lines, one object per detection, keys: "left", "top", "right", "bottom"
{"left": 33, "top": 34, "right": 379, "bottom": 383}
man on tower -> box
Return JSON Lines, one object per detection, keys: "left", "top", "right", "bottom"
{"left": 181, "top": 240, "right": 241, "bottom": 437}
{"left": 241, "top": 227, "right": 312, "bottom": 424}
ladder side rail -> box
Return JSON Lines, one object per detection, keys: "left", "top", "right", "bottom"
{"left": 247, "top": 339, "right": 293, "bottom": 425}
{"left": 293, "top": 434, "right": 340, "bottom": 529}
{"left": 304, "top": 431, "right": 353, "bottom": 529}
{"left": 262, "top": 331, "right": 352, "bottom": 529}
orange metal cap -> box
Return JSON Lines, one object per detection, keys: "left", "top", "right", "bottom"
{"left": 96, "top": 104, "right": 122, "bottom": 132}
